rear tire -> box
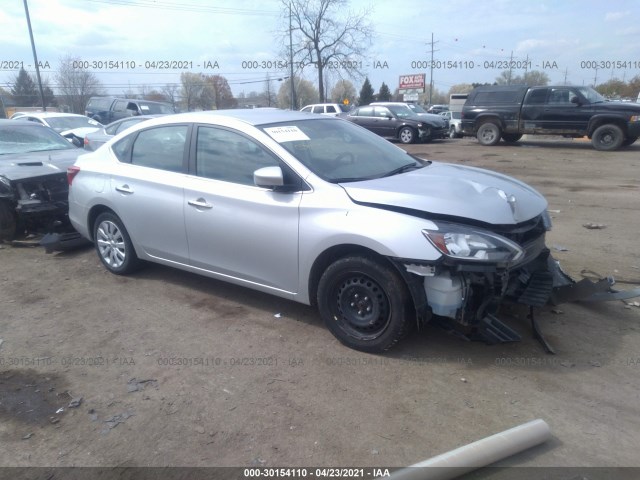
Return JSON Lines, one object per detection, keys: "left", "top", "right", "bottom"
{"left": 93, "top": 212, "right": 140, "bottom": 275}
{"left": 476, "top": 121, "right": 502, "bottom": 146}
{"left": 592, "top": 124, "right": 624, "bottom": 151}
{"left": 317, "top": 256, "right": 412, "bottom": 353}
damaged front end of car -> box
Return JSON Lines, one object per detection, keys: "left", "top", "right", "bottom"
{"left": 393, "top": 211, "right": 640, "bottom": 353}
{"left": 0, "top": 173, "right": 84, "bottom": 249}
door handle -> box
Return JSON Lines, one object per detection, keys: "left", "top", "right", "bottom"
{"left": 188, "top": 198, "right": 213, "bottom": 209}
{"left": 115, "top": 184, "right": 134, "bottom": 194}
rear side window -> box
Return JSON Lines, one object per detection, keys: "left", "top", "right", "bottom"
{"left": 326, "top": 105, "right": 336, "bottom": 113}
{"left": 130, "top": 125, "right": 188, "bottom": 172}
{"left": 357, "top": 106, "right": 374, "bottom": 116}
{"left": 474, "top": 91, "right": 522, "bottom": 104}
{"left": 312, "top": 106, "right": 324, "bottom": 114}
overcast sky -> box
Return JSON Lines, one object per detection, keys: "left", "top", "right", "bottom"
{"left": 1, "top": 0, "right": 639, "bottom": 101}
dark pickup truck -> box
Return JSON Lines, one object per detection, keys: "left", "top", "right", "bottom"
{"left": 461, "top": 85, "right": 640, "bottom": 151}
{"left": 85, "top": 97, "right": 174, "bottom": 125}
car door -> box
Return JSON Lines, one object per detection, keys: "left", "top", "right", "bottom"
{"left": 348, "top": 106, "right": 377, "bottom": 134}
{"left": 183, "top": 125, "right": 301, "bottom": 293}
{"left": 537, "top": 87, "right": 591, "bottom": 133}
{"left": 109, "top": 124, "right": 190, "bottom": 264}
{"left": 372, "top": 107, "right": 397, "bottom": 137}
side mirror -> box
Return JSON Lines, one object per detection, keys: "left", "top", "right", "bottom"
{"left": 570, "top": 96, "right": 581, "bottom": 105}
{"left": 62, "top": 133, "right": 83, "bottom": 148}
{"left": 254, "top": 166, "right": 284, "bottom": 189}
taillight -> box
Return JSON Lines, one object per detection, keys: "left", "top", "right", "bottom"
{"left": 83, "top": 136, "right": 89, "bottom": 147}
{"left": 67, "top": 166, "right": 80, "bottom": 185}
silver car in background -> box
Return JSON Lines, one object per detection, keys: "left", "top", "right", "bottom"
{"left": 68, "top": 110, "right": 557, "bottom": 352}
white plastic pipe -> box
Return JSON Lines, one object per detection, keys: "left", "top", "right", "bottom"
{"left": 386, "top": 419, "right": 551, "bottom": 480}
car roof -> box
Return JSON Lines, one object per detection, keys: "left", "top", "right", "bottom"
{"left": 1, "top": 118, "right": 47, "bottom": 126}
{"left": 143, "top": 109, "right": 332, "bottom": 127}
{"left": 13, "top": 112, "right": 89, "bottom": 119}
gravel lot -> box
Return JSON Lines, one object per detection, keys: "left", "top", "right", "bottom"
{"left": 1, "top": 136, "right": 639, "bottom": 476}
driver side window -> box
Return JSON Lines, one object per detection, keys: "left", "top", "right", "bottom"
{"left": 196, "top": 126, "right": 280, "bottom": 186}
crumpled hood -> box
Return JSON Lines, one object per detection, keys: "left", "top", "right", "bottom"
{"left": 60, "top": 126, "right": 101, "bottom": 138}
{"left": 341, "top": 162, "right": 547, "bottom": 225}
{"left": 0, "top": 148, "right": 83, "bottom": 181}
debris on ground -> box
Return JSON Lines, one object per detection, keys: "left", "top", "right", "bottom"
{"left": 552, "top": 245, "right": 569, "bottom": 252}
{"left": 127, "top": 378, "right": 158, "bottom": 393}
{"left": 583, "top": 223, "right": 607, "bottom": 230}
{"left": 22, "top": 433, "right": 34, "bottom": 440}
{"left": 68, "top": 397, "right": 83, "bottom": 408}
{"left": 104, "top": 411, "right": 135, "bottom": 430}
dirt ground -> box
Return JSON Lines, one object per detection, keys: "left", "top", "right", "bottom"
{"left": 1, "top": 136, "right": 639, "bottom": 476}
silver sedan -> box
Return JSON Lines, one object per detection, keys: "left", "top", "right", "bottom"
{"left": 68, "top": 110, "right": 556, "bottom": 352}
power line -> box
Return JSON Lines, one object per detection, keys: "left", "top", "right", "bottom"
{"left": 85, "top": 0, "right": 279, "bottom": 16}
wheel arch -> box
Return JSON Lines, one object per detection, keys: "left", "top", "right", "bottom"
{"left": 308, "top": 244, "right": 394, "bottom": 307}
{"left": 307, "top": 244, "right": 427, "bottom": 324}
{"left": 587, "top": 116, "right": 628, "bottom": 137}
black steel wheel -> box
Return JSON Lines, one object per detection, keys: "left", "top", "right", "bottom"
{"left": 317, "top": 256, "right": 412, "bottom": 352}
{"left": 592, "top": 124, "right": 624, "bottom": 151}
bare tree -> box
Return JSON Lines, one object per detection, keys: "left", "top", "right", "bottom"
{"left": 284, "top": 0, "right": 373, "bottom": 102}
{"left": 161, "top": 83, "right": 180, "bottom": 110}
{"left": 330, "top": 79, "right": 356, "bottom": 104}
{"left": 55, "top": 55, "right": 104, "bottom": 114}
{"left": 180, "top": 72, "right": 205, "bottom": 111}
{"left": 204, "top": 75, "right": 237, "bottom": 109}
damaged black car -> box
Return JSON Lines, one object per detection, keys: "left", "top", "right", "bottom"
{"left": 0, "top": 120, "right": 84, "bottom": 243}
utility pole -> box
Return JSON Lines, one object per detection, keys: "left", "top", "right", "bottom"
{"left": 593, "top": 68, "right": 598, "bottom": 87}
{"left": 563, "top": 68, "right": 569, "bottom": 85}
{"left": 288, "top": 2, "right": 297, "bottom": 110}
{"left": 426, "top": 33, "right": 439, "bottom": 106}
{"left": 23, "top": 0, "right": 46, "bottom": 111}
{"left": 506, "top": 51, "right": 514, "bottom": 85}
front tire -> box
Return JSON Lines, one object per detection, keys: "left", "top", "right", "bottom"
{"left": 93, "top": 212, "right": 140, "bottom": 275}
{"left": 502, "top": 133, "right": 522, "bottom": 143}
{"left": 0, "top": 201, "right": 17, "bottom": 242}
{"left": 592, "top": 124, "right": 624, "bottom": 151}
{"left": 476, "top": 121, "right": 502, "bottom": 146}
{"left": 317, "top": 256, "right": 412, "bottom": 353}
{"left": 398, "top": 126, "right": 416, "bottom": 144}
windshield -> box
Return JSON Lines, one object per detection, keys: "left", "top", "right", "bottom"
{"left": 407, "top": 104, "right": 428, "bottom": 114}
{"left": 138, "top": 102, "right": 174, "bottom": 114}
{"left": 0, "top": 124, "right": 74, "bottom": 154}
{"left": 576, "top": 87, "right": 606, "bottom": 103}
{"left": 387, "top": 105, "right": 415, "bottom": 118}
{"left": 45, "top": 116, "right": 102, "bottom": 132}
{"left": 260, "top": 118, "right": 426, "bottom": 182}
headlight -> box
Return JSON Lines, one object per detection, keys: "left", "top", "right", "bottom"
{"left": 541, "top": 210, "right": 553, "bottom": 231}
{"left": 630, "top": 115, "right": 640, "bottom": 122}
{"left": 422, "top": 223, "right": 524, "bottom": 263}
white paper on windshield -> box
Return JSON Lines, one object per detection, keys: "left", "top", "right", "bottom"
{"left": 140, "top": 105, "right": 150, "bottom": 111}
{"left": 264, "top": 126, "right": 309, "bottom": 143}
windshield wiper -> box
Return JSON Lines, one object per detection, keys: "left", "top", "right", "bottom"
{"left": 382, "top": 162, "right": 423, "bottom": 178}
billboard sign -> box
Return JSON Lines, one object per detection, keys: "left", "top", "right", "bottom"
{"left": 399, "top": 74, "right": 425, "bottom": 91}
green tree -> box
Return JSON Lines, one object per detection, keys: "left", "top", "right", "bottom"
{"left": 358, "top": 77, "right": 374, "bottom": 105}
{"left": 277, "top": 77, "right": 318, "bottom": 109}
{"left": 377, "top": 82, "right": 391, "bottom": 101}
{"left": 11, "top": 67, "right": 38, "bottom": 106}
